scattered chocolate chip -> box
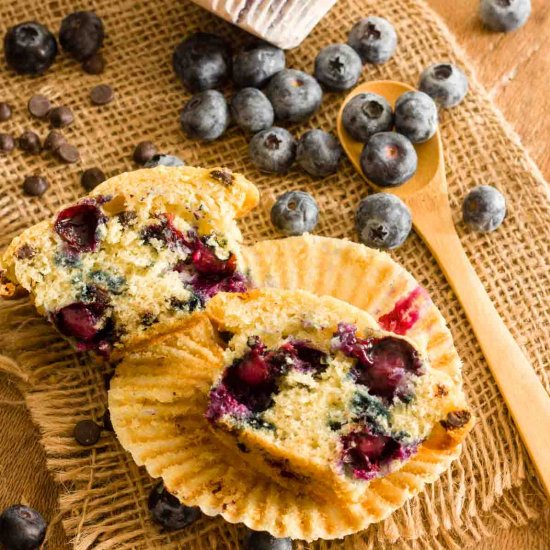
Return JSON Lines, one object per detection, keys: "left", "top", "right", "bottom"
{"left": 73, "top": 419, "right": 101, "bottom": 446}
{"left": 15, "top": 243, "right": 36, "bottom": 260}
{"left": 0, "top": 133, "right": 15, "bottom": 154}
{"left": 0, "top": 102, "right": 13, "bottom": 121}
{"left": 57, "top": 143, "right": 80, "bottom": 164}
{"left": 90, "top": 84, "right": 114, "bottom": 106}
{"left": 82, "top": 53, "right": 105, "bottom": 75}
{"left": 44, "top": 130, "right": 66, "bottom": 152}
{"left": 49, "top": 106, "right": 74, "bottom": 128}
{"left": 81, "top": 167, "right": 106, "bottom": 191}
{"left": 23, "top": 175, "right": 49, "bottom": 196}
{"left": 28, "top": 94, "right": 51, "bottom": 118}
{"left": 18, "top": 131, "right": 41, "bottom": 154}
{"left": 210, "top": 168, "right": 233, "bottom": 186}
{"left": 102, "top": 410, "right": 113, "bottom": 431}
{"left": 133, "top": 141, "right": 157, "bottom": 165}
{"left": 440, "top": 409, "right": 471, "bottom": 430}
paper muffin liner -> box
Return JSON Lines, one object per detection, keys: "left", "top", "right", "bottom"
{"left": 110, "top": 235, "right": 469, "bottom": 541}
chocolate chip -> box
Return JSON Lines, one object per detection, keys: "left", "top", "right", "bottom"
{"left": 0, "top": 102, "right": 12, "bottom": 121}
{"left": 82, "top": 53, "right": 105, "bottom": 75}
{"left": 15, "top": 243, "right": 36, "bottom": 260}
{"left": 28, "top": 94, "right": 51, "bottom": 118}
{"left": 49, "top": 106, "right": 74, "bottom": 128}
{"left": 23, "top": 175, "right": 49, "bottom": 197}
{"left": 0, "top": 133, "right": 14, "bottom": 154}
{"left": 18, "top": 131, "right": 41, "bottom": 154}
{"left": 102, "top": 410, "right": 113, "bottom": 432}
{"left": 210, "top": 168, "right": 233, "bottom": 186}
{"left": 57, "top": 143, "right": 80, "bottom": 164}
{"left": 81, "top": 167, "right": 106, "bottom": 191}
{"left": 117, "top": 210, "right": 137, "bottom": 227}
{"left": 44, "top": 130, "right": 66, "bottom": 151}
{"left": 133, "top": 141, "right": 157, "bottom": 165}
{"left": 73, "top": 419, "right": 101, "bottom": 446}
{"left": 440, "top": 409, "right": 471, "bottom": 430}
{"left": 90, "top": 84, "right": 114, "bottom": 106}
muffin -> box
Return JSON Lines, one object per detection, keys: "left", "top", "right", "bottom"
{"left": 206, "top": 289, "right": 474, "bottom": 504}
{"left": 0, "top": 166, "right": 259, "bottom": 356}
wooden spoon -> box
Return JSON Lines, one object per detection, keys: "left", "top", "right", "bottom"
{"left": 337, "top": 80, "right": 550, "bottom": 498}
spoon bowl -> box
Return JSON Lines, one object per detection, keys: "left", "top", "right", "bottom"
{"left": 337, "top": 80, "right": 443, "bottom": 199}
{"left": 336, "top": 79, "right": 550, "bottom": 498}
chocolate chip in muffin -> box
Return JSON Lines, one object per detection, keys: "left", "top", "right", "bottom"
{"left": 210, "top": 168, "right": 233, "bottom": 186}
{"left": 28, "top": 94, "right": 51, "bottom": 118}
{"left": 82, "top": 52, "right": 105, "bottom": 75}
{"left": 18, "top": 131, "right": 41, "bottom": 154}
{"left": 49, "top": 106, "right": 74, "bottom": 128}
{"left": 90, "top": 84, "right": 114, "bottom": 105}
{"left": 133, "top": 141, "right": 157, "bottom": 165}
{"left": 44, "top": 130, "right": 66, "bottom": 152}
{"left": 15, "top": 243, "right": 37, "bottom": 260}
{"left": 23, "top": 175, "right": 49, "bottom": 197}
{"left": 81, "top": 167, "right": 106, "bottom": 191}
{"left": 0, "top": 102, "right": 12, "bottom": 121}
{"left": 117, "top": 210, "right": 138, "bottom": 227}
{"left": 73, "top": 419, "right": 101, "bottom": 446}
{"left": 0, "top": 133, "right": 15, "bottom": 154}
{"left": 57, "top": 143, "right": 80, "bottom": 163}
{"left": 140, "top": 312, "right": 159, "bottom": 327}
{"left": 440, "top": 409, "right": 471, "bottom": 430}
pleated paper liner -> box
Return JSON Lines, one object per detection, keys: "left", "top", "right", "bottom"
{"left": 110, "top": 235, "right": 470, "bottom": 542}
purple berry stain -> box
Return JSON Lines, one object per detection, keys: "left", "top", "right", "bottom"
{"left": 378, "top": 286, "right": 427, "bottom": 335}
{"left": 54, "top": 200, "right": 106, "bottom": 252}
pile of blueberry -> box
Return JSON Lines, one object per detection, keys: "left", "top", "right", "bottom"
{"left": 173, "top": 16, "right": 403, "bottom": 177}
{"left": 3, "top": 11, "right": 105, "bottom": 75}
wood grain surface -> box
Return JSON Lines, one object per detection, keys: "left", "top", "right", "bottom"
{"left": 428, "top": 0, "right": 550, "bottom": 180}
{"left": 0, "top": 1, "right": 548, "bottom": 549}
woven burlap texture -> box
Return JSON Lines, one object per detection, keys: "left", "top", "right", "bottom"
{"left": 0, "top": 0, "right": 548, "bottom": 548}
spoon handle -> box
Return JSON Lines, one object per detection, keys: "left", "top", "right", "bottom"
{"left": 415, "top": 208, "right": 550, "bottom": 498}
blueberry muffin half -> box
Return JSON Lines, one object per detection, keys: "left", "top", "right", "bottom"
{"left": 205, "top": 289, "right": 473, "bottom": 504}
{"left": 0, "top": 166, "right": 259, "bottom": 356}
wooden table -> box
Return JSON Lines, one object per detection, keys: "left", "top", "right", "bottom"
{"left": 0, "top": 2, "right": 548, "bottom": 549}
{"left": 429, "top": 0, "right": 550, "bottom": 180}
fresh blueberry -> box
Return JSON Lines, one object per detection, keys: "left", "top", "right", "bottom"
{"left": 270, "top": 191, "right": 319, "bottom": 236}
{"left": 180, "top": 90, "right": 230, "bottom": 141}
{"left": 462, "top": 185, "right": 506, "bottom": 232}
{"left": 314, "top": 43, "right": 362, "bottom": 91}
{"left": 148, "top": 482, "right": 201, "bottom": 531}
{"left": 479, "top": 0, "right": 531, "bottom": 32}
{"left": 394, "top": 91, "right": 438, "bottom": 144}
{"left": 249, "top": 127, "right": 296, "bottom": 173}
{"left": 0, "top": 505, "right": 47, "bottom": 550}
{"left": 342, "top": 92, "right": 393, "bottom": 143}
{"left": 242, "top": 529, "right": 292, "bottom": 550}
{"left": 419, "top": 63, "right": 468, "bottom": 108}
{"left": 59, "top": 11, "right": 104, "bottom": 61}
{"left": 231, "top": 88, "right": 274, "bottom": 133}
{"left": 233, "top": 42, "right": 285, "bottom": 88}
{"left": 356, "top": 193, "right": 412, "bottom": 249}
{"left": 361, "top": 132, "right": 417, "bottom": 187}
{"left": 347, "top": 16, "right": 397, "bottom": 64}
{"left": 4, "top": 21, "right": 57, "bottom": 75}
{"left": 266, "top": 69, "right": 322, "bottom": 123}
{"left": 296, "top": 129, "right": 342, "bottom": 178}
{"left": 144, "top": 154, "right": 185, "bottom": 168}
{"left": 172, "top": 32, "right": 232, "bottom": 93}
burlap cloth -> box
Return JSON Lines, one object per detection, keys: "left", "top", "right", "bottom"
{"left": 0, "top": 0, "right": 548, "bottom": 548}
